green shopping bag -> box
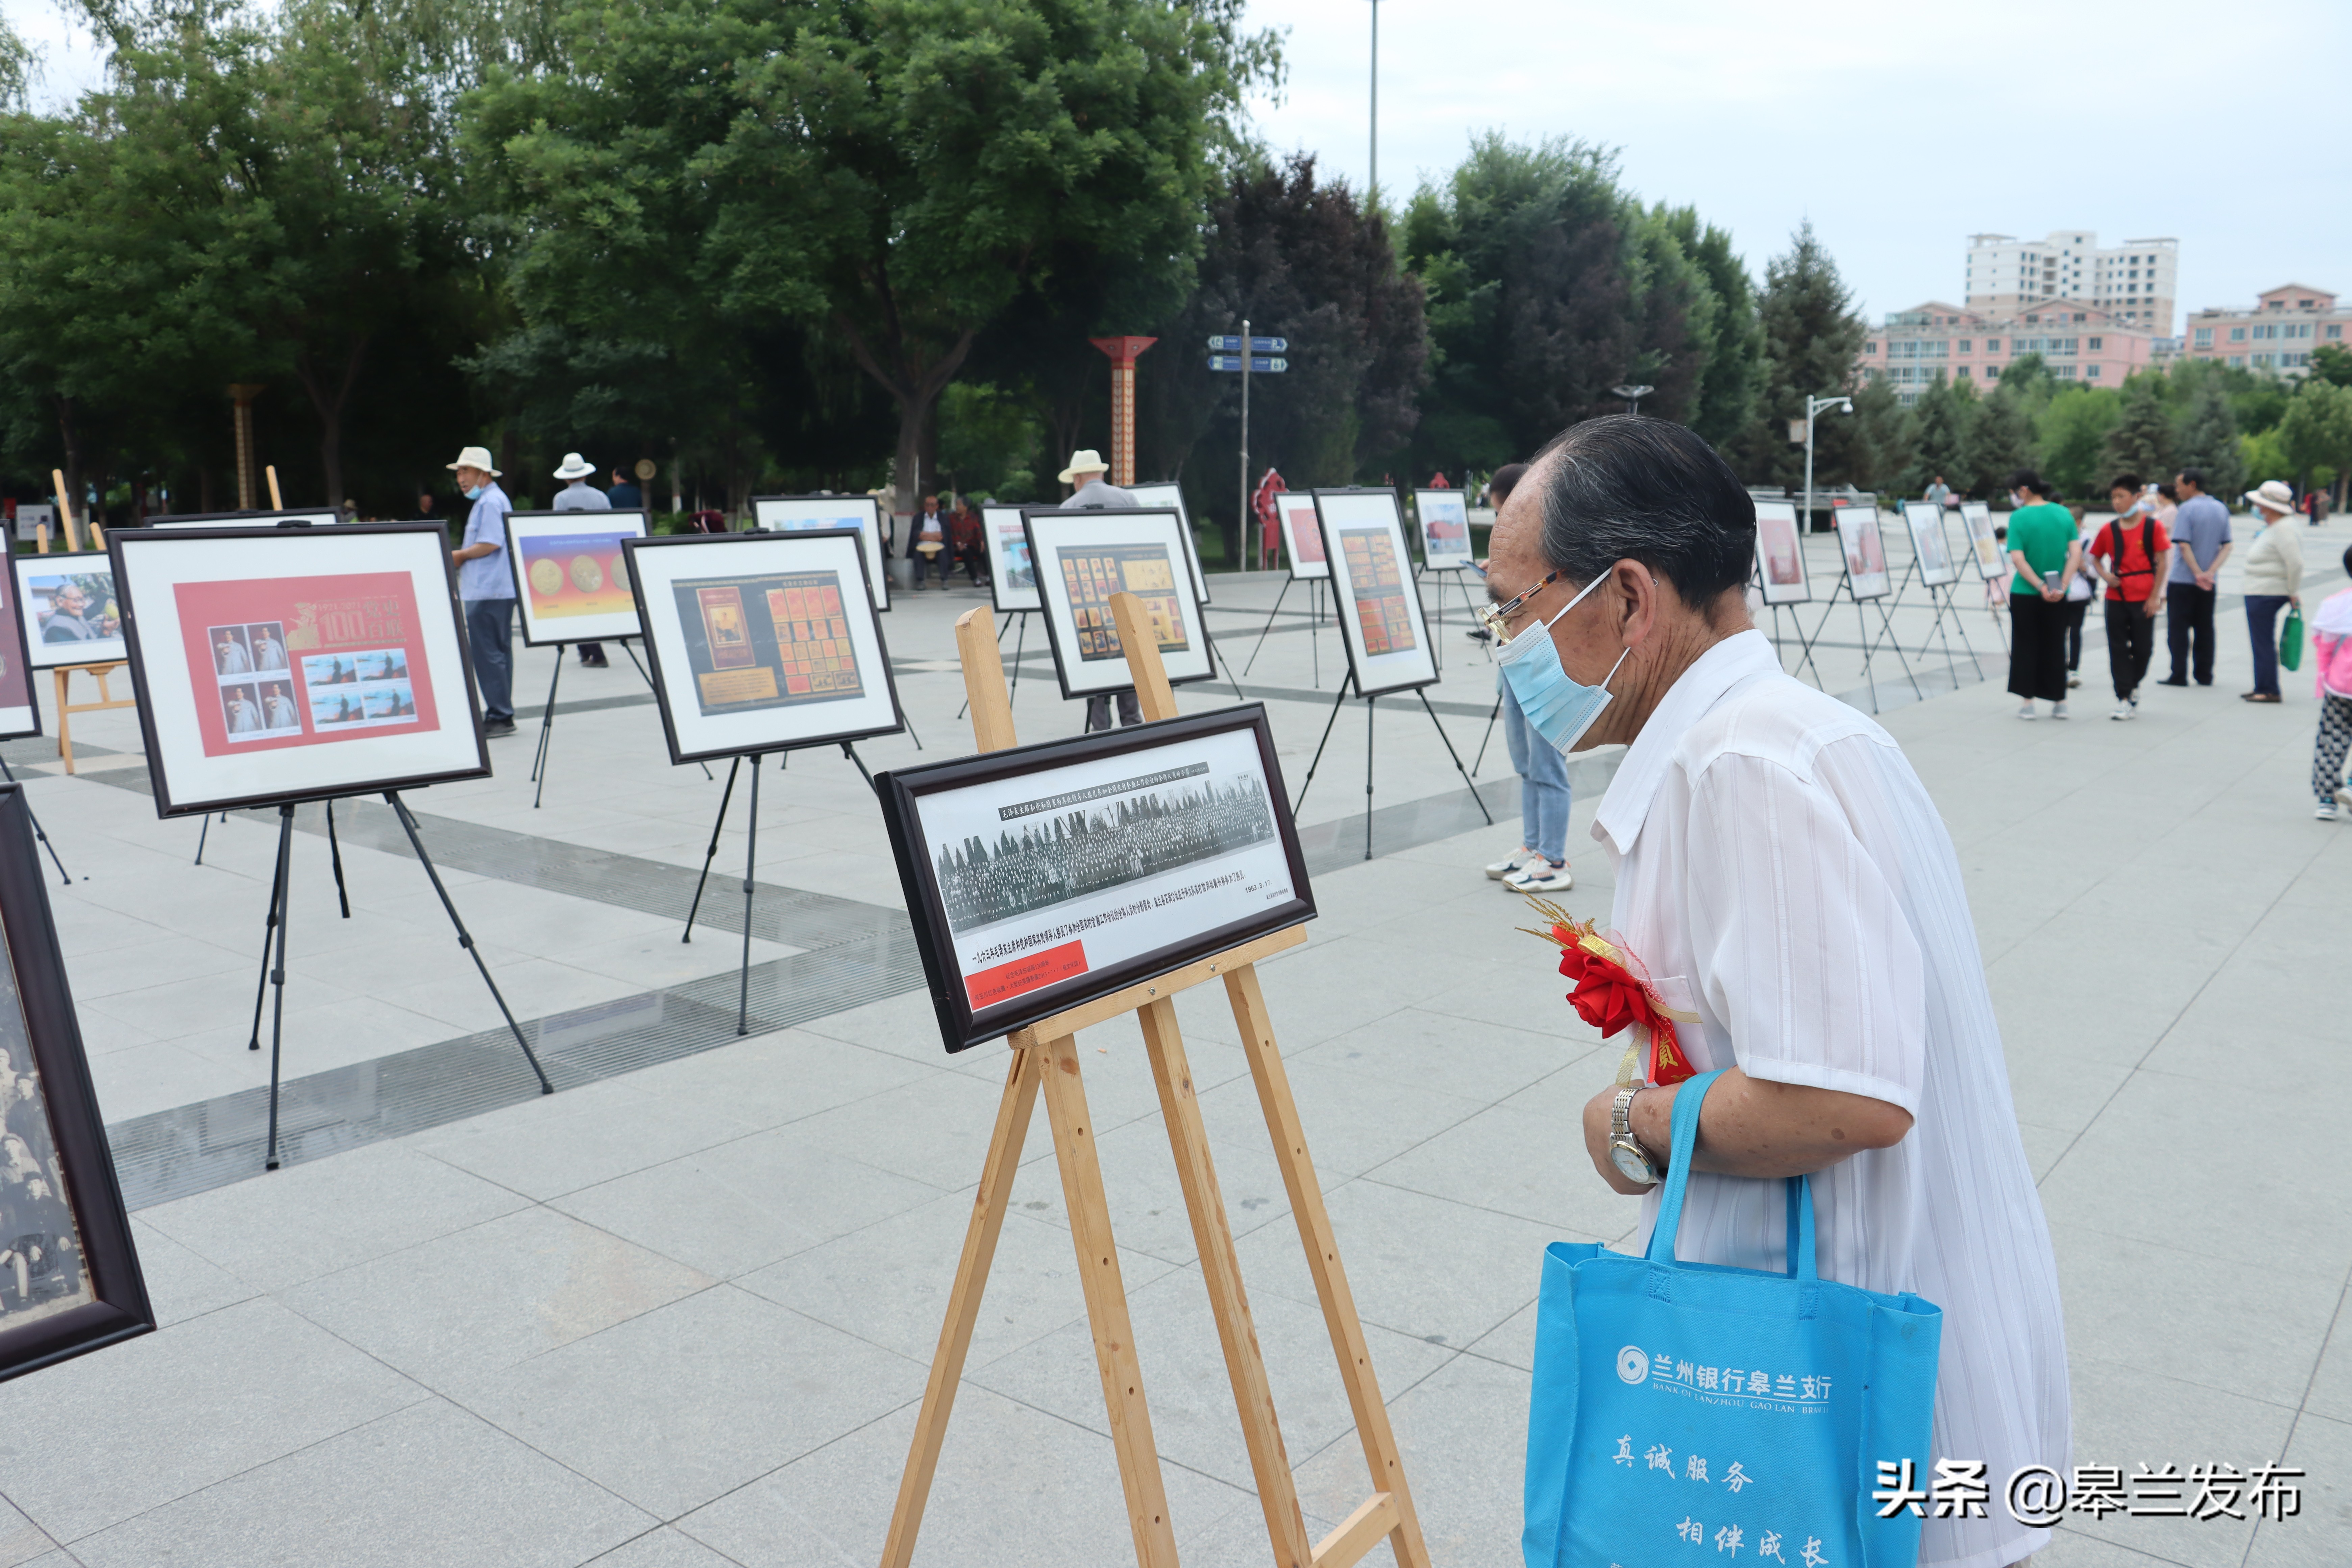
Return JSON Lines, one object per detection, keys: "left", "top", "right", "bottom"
{"left": 2282, "top": 606, "right": 2305, "bottom": 672}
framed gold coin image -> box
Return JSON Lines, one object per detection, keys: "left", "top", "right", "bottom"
{"left": 1021, "top": 508, "right": 1217, "bottom": 699}
{"left": 504, "top": 509, "right": 651, "bottom": 646}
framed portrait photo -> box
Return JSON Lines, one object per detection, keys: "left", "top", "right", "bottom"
{"left": 878, "top": 705, "right": 1313, "bottom": 1053}
{"left": 1902, "top": 502, "right": 1959, "bottom": 588}
{"left": 1315, "top": 488, "right": 1437, "bottom": 696}
{"left": 505, "top": 509, "right": 650, "bottom": 646}
{"left": 1023, "top": 508, "right": 1216, "bottom": 700}
{"left": 982, "top": 504, "right": 1040, "bottom": 614}
{"left": 1273, "top": 491, "right": 1329, "bottom": 580}
{"left": 1414, "top": 488, "right": 1474, "bottom": 571}
{"left": 147, "top": 509, "right": 342, "bottom": 530}
{"left": 750, "top": 495, "right": 889, "bottom": 612}
{"left": 0, "top": 786, "right": 152, "bottom": 1382}
{"left": 623, "top": 529, "right": 904, "bottom": 766}
{"left": 16, "top": 553, "right": 127, "bottom": 670}
{"left": 1960, "top": 502, "right": 2005, "bottom": 581}
{"left": 1123, "top": 482, "right": 1212, "bottom": 604}
{"left": 1835, "top": 506, "right": 1893, "bottom": 602}
{"left": 1754, "top": 501, "right": 1812, "bottom": 606}
{"left": 0, "top": 558, "right": 42, "bottom": 739}
{"left": 111, "top": 524, "right": 488, "bottom": 817}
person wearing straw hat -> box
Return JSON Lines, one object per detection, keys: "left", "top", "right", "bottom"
{"left": 1057, "top": 448, "right": 1143, "bottom": 730}
{"left": 551, "top": 452, "right": 612, "bottom": 667}
{"left": 447, "top": 444, "right": 519, "bottom": 736}
{"left": 2238, "top": 478, "right": 2304, "bottom": 704}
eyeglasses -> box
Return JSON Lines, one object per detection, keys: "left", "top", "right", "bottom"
{"left": 1479, "top": 569, "right": 1561, "bottom": 642}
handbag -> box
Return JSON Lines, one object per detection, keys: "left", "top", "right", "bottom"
{"left": 1523, "top": 1070, "right": 1943, "bottom": 1568}
{"left": 2281, "top": 605, "right": 2305, "bottom": 672}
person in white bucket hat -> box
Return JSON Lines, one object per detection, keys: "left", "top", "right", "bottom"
{"left": 551, "top": 454, "right": 612, "bottom": 666}
{"left": 1055, "top": 448, "right": 1143, "bottom": 730}
{"left": 446, "top": 444, "right": 519, "bottom": 735}
{"left": 2238, "top": 479, "right": 2304, "bottom": 703}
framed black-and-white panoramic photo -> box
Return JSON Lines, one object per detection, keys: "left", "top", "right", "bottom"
{"left": 0, "top": 555, "right": 42, "bottom": 740}
{"left": 1902, "top": 501, "right": 1960, "bottom": 588}
{"left": 878, "top": 705, "right": 1314, "bottom": 1052}
{"left": 750, "top": 494, "right": 889, "bottom": 611}
{"left": 15, "top": 553, "right": 128, "bottom": 671}
{"left": 146, "top": 509, "right": 342, "bottom": 530}
{"left": 982, "top": 503, "right": 1040, "bottom": 614}
{"left": 1022, "top": 507, "right": 1216, "bottom": 699}
{"left": 1123, "top": 482, "right": 1212, "bottom": 604}
{"left": 1272, "top": 491, "right": 1329, "bottom": 580}
{"left": 1836, "top": 506, "right": 1893, "bottom": 601}
{"left": 0, "top": 785, "right": 152, "bottom": 1382}
{"left": 111, "top": 524, "right": 489, "bottom": 817}
{"left": 505, "top": 508, "right": 650, "bottom": 647}
{"left": 1755, "top": 500, "right": 1813, "bottom": 606}
{"left": 1314, "top": 488, "right": 1437, "bottom": 696}
{"left": 623, "top": 529, "right": 904, "bottom": 766}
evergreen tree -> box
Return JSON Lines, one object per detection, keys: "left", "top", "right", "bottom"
{"left": 1736, "top": 222, "right": 1868, "bottom": 513}
{"left": 2100, "top": 374, "right": 2172, "bottom": 484}
{"left": 1846, "top": 378, "right": 1913, "bottom": 494}
{"left": 2172, "top": 382, "right": 2244, "bottom": 497}
{"left": 1962, "top": 384, "right": 2037, "bottom": 498}
{"left": 1901, "top": 376, "right": 1972, "bottom": 497}
{"left": 1657, "top": 204, "right": 1762, "bottom": 449}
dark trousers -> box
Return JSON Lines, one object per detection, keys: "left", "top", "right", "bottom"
{"left": 466, "top": 598, "right": 515, "bottom": 724}
{"left": 1085, "top": 691, "right": 1142, "bottom": 731}
{"left": 2103, "top": 599, "right": 2157, "bottom": 700}
{"left": 2167, "top": 581, "right": 2217, "bottom": 684}
{"left": 2062, "top": 599, "right": 2089, "bottom": 671}
{"left": 2007, "top": 593, "right": 2070, "bottom": 701}
{"left": 2247, "top": 594, "right": 2289, "bottom": 696}
{"left": 576, "top": 642, "right": 606, "bottom": 664}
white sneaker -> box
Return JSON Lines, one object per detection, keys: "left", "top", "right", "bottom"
{"left": 1504, "top": 858, "right": 1573, "bottom": 893}
{"left": 2051, "top": 702, "right": 2070, "bottom": 720}
{"left": 2066, "top": 675, "right": 2082, "bottom": 688}
{"left": 1485, "top": 848, "right": 1534, "bottom": 880}
{"left": 2110, "top": 702, "right": 2135, "bottom": 720}
{"left": 2017, "top": 702, "right": 2038, "bottom": 720}
{"left": 2317, "top": 803, "right": 2338, "bottom": 822}
{"left": 2336, "top": 786, "right": 2352, "bottom": 812}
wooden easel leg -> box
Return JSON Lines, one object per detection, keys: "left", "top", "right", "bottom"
{"left": 1224, "top": 963, "right": 1432, "bottom": 1568}
{"left": 880, "top": 1045, "right": 1043, "bottom": 1568}
{"left": 1137, "top": 996, "right": 1314, "bottom": 1568}
{"left": 1036, "top": 1031, "right": 1180, "bottom": 1568}
{"left": 51, "top": 670, "right": 72, "bottom": 775}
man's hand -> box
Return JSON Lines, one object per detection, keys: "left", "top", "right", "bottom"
{"left": 1583, "top": 1070, "right": 1915, "bottom": 1194}
{"left": 1583, "top": 1084, "right": 1662, "bottom": 1196}
{"left": 2145, "top": 595, "right": 2163, "bottom": 619}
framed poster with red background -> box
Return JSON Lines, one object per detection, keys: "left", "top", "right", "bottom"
{"left": 109, "top": 525, "right": 488, "bottom": 816}
{"left": 0, "top": 549, "right": 41, "bottom": 739}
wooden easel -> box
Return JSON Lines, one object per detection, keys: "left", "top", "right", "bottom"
{"left": 881, "top": 595, "right": 1429, "bottom": 1568}
{"left": 39, "top": 471, "right": 128, "bottom": 774}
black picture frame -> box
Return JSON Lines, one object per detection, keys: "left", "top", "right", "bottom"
{"left": 502, "top": 508, "right": 651, "bottom": 647}
{"left": 14, "top": 550, "right": 128, "bottom": 671}
{"left": 621, "top": 529, "right": 906, "bottom": 767}
{"left": 748, "top": 493, "right": 891, "bottom": 612}
{"left": 0, "top": 547, "right": 43, "bottom": 741}
{"left": 143, "top": 509, "right": 343, "bottom": 530}
{"left": 0, "top": 786, "right": 153, "bottom": 1382}
{"left": 1313, "top": 487, "right": 1440, "bottom": 698}
{"left": 1020, "top": 507, "right": 1220, "bottom": 701}
{"left": 877, "top": 705, "right": 1315, "bottom": 1053}
{"left": 111, "top": 523, "right": 493, "bottom": 818}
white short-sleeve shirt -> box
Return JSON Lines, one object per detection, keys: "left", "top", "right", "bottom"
{"left": 1596, "top": 630, "right": 2068, "bottom": 1568}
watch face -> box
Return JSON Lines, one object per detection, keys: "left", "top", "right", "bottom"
{"left": 1610, "top": 1141, "right": 1656, "bottom": 1185}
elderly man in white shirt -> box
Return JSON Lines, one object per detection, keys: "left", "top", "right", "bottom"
{"left": 1484, "top": 416, "right": 2067, "bottom": 1568}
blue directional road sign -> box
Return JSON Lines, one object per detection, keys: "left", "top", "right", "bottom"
{"left": 1207, "top": 335, "right": 1288, "bottom": 353}
{"left": 1208, "top": 355, "right": 1288, "bottom": 373}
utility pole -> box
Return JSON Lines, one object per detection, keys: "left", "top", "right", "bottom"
{"left": 1368, "top": 0, "right": 1379, "bottom": 206}
{"left": 1239, "top": 317, "right": 1251, "bottom": 567}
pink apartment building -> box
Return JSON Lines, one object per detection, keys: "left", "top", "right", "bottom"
{"left": 2181, "top": 284, "right": 2350, "bottom": 373}
{"left": 1860, "top": 302, "right": 2159, "bottom": 404}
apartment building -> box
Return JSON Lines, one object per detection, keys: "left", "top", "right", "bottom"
{"left": 1860, "top": 302, "right": 2160, "bottom": 405}
{"left": 1965, "top": 232, "right": 2179, "bottom": 334}
{"left": 2181, "top": 285, "right": 2350, "bottom": 374}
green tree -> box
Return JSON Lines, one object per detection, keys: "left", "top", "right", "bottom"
{"left": 1962, "top": 385, "right": 2036, "bottom": 497}
{"left": 1846, "top": 377, "right": 1913, "bottom": 494}
{"left": 2100, "top": 374, "right": 2173, "bottom": 484}
{"left": 2279, "top": 380, "right": 2352, "bottom": 497}
{"left": 2240, "top": 426, "right": 2290, "bottom": 487}
{"left": 2172, "top": 380, "right": 2245, "bottom": 496}
{"left": 2036, "top": 385, "right": 2121, "bottom": 498}
{"left": 1737, "top": 221, "right": 1868, "bottom": 511}
{"left": 937, "top": 380, "right": 1044, "bottom": 499}
{"left": 1656, "top": 204, "right": 1761, "bottom": 448}
{"left": 1901, "top": 376, "right": 1971, "bottom": 496}
{"left": 2308, "top": 342, "right": 2352, "bottom": 390}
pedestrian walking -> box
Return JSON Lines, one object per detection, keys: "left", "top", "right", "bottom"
{"left": 2239, "top": 479, "right": 2304, "bottom": 704}
{"left": 2004, "top": 470, "right": 2081, "bottom": 719}
{"left": 1924, "top": 474, "right": 1953, "bottom": 511}
{"left": 551, "top": 453, "right": 612, "bottom": 667}
{"left": 2309, "top": 547, "right": 2352, "bottom": 820}
{"left": 446, "top": 444, "right": 518, "bottom": 737}
{"left": 1474, "top": 462, "right": 1572, "bottom": 893}
{"left": 607, "top": 467, "right": 644, "bottom": 510}
{"left": 2087, "top": 473, "right": 2169, "bottom": 719}
{"left": 2159, "top": 467, "right": 2233, "bottom": 687}
{"left": 1057, "top": 449, "right": 1143, "bottom": 731}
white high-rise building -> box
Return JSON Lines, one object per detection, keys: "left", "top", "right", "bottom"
{"left": 1965, "top": 232, "right": 2178, "bottom": 335}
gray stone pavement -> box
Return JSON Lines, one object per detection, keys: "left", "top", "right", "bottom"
{"left": 2, "top": 521, "right": 2349, "bottom": 1567}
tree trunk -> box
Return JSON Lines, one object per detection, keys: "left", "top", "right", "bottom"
{"left": 292, "top": 336, "right": 369, "bottom": 510}
{"left": 53, "top": 394, "right": 79, "bottom": 526}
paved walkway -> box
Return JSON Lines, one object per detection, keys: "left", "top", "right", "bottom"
{"left": 3, "top": 524, "right": 2348, "bottom": 1568}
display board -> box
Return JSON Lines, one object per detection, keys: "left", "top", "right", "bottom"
{"left": 0, "top": 556, "right": 40, "bottom": 739}
{"left": 110, "top": 524, "right": 488, "bottom": 817}
{"left": 1022, "top": 508, "right": 1217, "bottom": 699}
{"left": 981, "top": 503, "right": 1040, "bottom": 613}
{"left": 505, "top": 509, "right": 650, "bottom": 646}
{"left": 1314, "top": 488, "right": 1438, "bottom": 696}
{"left": 1836, "top": 506, "right": 1893, "bottom": 602}
{"left": 622, "top": 529, "right": 903, "bottom": 766}
{"left": 1901, "top": 502, "right": 1959, "bottom": 588}
{"left": 1960, "top": 503, "right": 2004, "bottom": 581}
{"left": 877, "top": 705, "right": 1313, "bottom": 1052}
{"left": 147, "top": 510, "right": 342, "bottom": 530}
{"left": 0, "top": 785, "right": 152, "bottom": 1381}
{"left": 1272, "top": 491, "right": 1329, "bottom": 580}
{"left": 1754, "top": 500, "right": 1812, "bottom": 606}
{"left": 1413, "top": 488, "right": 1474, "bottom": 571}
{"left": 14, "top": 554, "right": 127, "bottom": 670}
{"left": 749, "top": 494, "right": 890, "bottom": 612}
{"left": 1123, "top": 482, "right": 1213, "bottom": 604}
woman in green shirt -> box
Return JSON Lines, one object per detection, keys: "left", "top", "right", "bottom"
{"left": 2004, "top": 470, "right": 2084, "bottom": 718}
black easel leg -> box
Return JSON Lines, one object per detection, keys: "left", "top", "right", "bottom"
{"left": 841, "top": 742, "right": 874, "bottom": 789}
{"left": 530, "top": 650, "right": 564, "bottom": 806}
{"left": 194, "top": 812, "right": 210, "bottom": 866}
{"left": 0, "top": 758, "right": 69, "bottom": 885}
{"left": 1007, "top": 613, "right": 1027, "bottom": 702}
{"left": 263, "top": 804, "right": 295, "bottom": 1167}
{"left": 621, "top": 641, "right": 713, "bottom": 778}
{"left": 1362, "top": 696, "right": 1376, "bottom": 861}
{"left": 246, "top": 816, "right": 290, "bottom": 1052}
{"left": 684, "top": 756, "right": 741, "bottom": 943}
{"left": 739, "top": 754, "right": 761, "bottom": 1036}
{"left": 1290, "top": 681, "right": 1352, "bottom": 817}
{"left": 1204, "top": 629, "right": 1246, "bottom": 703}
{"left": 1418, "top": 689, "right": 1492, "bottom": 825}
{"left": 1473, "top": 694, "right": 1503, "bottom": 775}
{"left": 324, "top": 799, "right": 350, "bottom": 918}
{"left": 384, "top": 791, "right": 554, "bottom": 1095}
{"left": 1243, "top": 578, "right": 1292, "bottom": 676}
{"left": 1855, "top": 598, "right": 1881, "bottom": 714}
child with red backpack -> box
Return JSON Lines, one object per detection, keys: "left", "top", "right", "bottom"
{"left": 2311, "top": 543, "right": 2352, "bottom": 821}
{"left": 2087, "top": 474, "right": 2171, "bottom": 718}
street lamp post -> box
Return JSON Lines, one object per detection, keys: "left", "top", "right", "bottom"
{"left": 1801, "top": 393, "right": 1853, "bottom": 533}
{"left": 1368, "top": 0, "right": 1378, "bottom": 206}
{"left": 1609, "top": 383, "right": 1655, "bottom": 415}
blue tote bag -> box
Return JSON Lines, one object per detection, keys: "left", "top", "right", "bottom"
{"left": 1524, "top": 1070, "right": 1942, "bottom": 1568}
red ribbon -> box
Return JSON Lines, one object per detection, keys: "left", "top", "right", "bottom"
{"left": 1553, "top": 925, "right": 1694, "bottom": 1085}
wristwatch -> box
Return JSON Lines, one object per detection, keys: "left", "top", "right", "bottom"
{"left": 1609, "top": 1086, "right": 1660, "bottom": 1187}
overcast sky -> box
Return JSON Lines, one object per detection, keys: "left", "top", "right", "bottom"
{"left": 10, "top": 0, "right": 2349, "bottom": 333}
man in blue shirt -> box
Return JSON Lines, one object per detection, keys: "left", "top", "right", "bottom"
{"left": 608, "top": 466, "right": 644, "bottom": 510}
{"left": 447, "top": 444, "right": 519, "bottom": 736}
{"left": 2159, "top": 466, "right": 2234, "bottom": 687}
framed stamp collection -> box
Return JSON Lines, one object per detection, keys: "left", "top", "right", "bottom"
{"left": 1022, "top": 508, "right": 1217, "bottom": 699}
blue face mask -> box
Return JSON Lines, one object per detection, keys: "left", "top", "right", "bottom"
{"left": 1498, "top": 572, "right": 1632, "bottom": 754}
{"left": 463, "top": 484, "right": 484, "bottom": 501}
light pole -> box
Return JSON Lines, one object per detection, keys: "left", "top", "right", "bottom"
{"left": 1239, "top": 317, "right": 1252, "bottom": 566}
{"left": 1800, "top": 393, "right": 1853, "bottom": 533}
{"left": 1367, "top": 0, "right": 1379, "bottom": 206}
{"left": 1609, "top": 383, "right": 1655, "bottom": 415}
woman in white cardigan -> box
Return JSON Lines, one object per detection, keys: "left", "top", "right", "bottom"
{"left": 2240, "top": 479, "right": 2304, "bottom": 702}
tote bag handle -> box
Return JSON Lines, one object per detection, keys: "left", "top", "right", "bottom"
{"left": 1643, "top": 1069, "right": 1819, "bottom": 1282}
